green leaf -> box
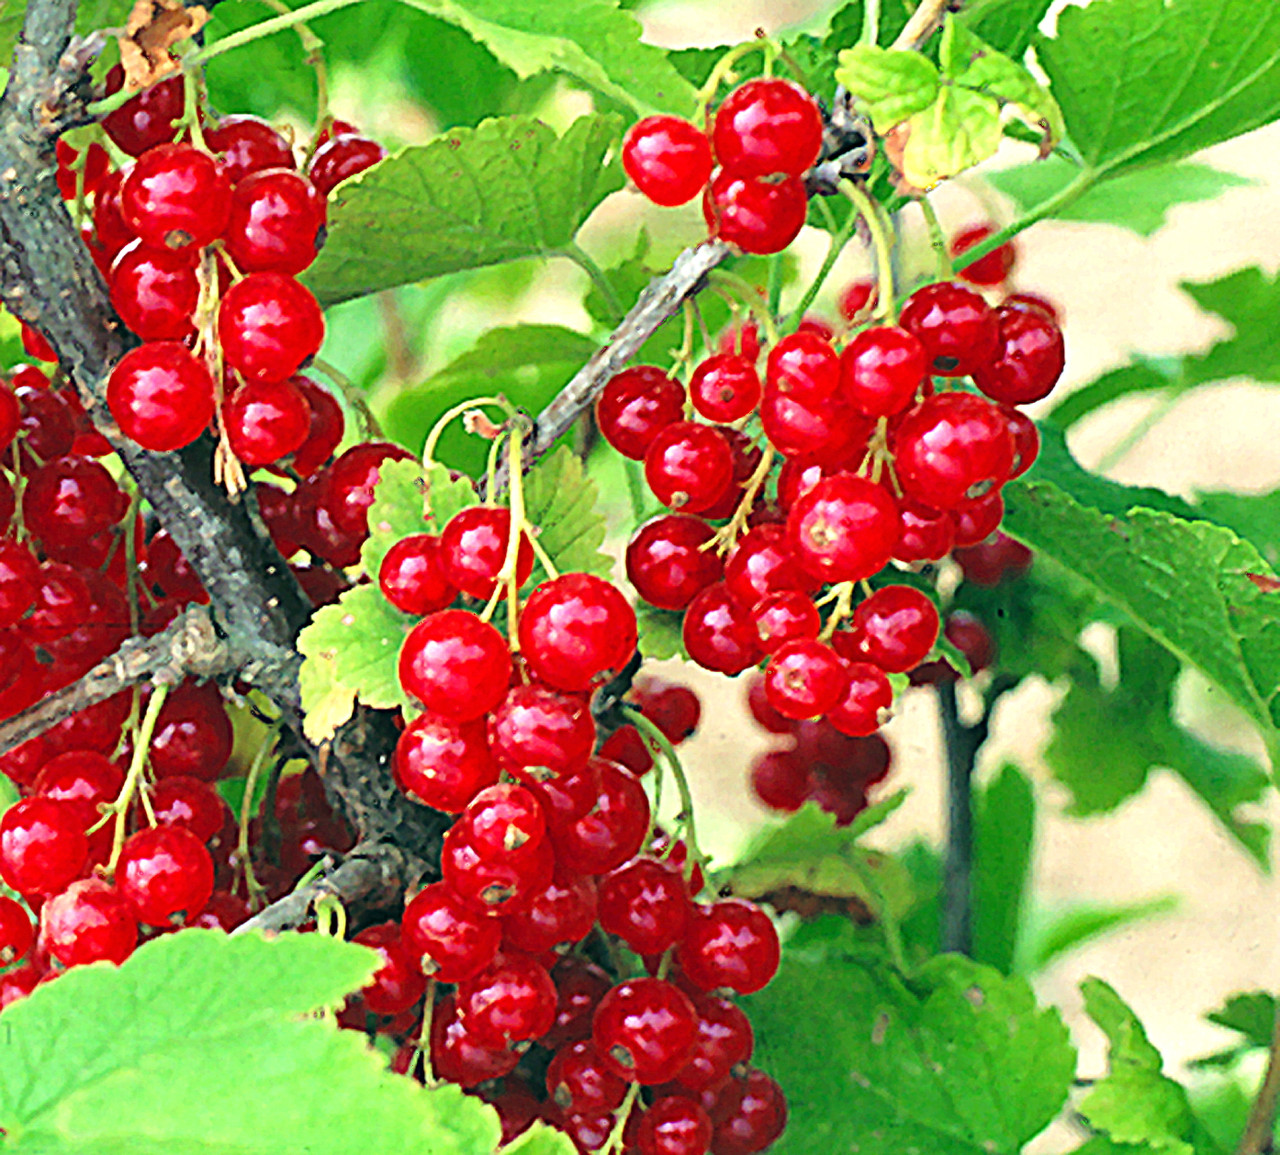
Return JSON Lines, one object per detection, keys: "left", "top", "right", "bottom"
{"left": 522, "top": 446, "right": 613, "bottom": 582}
{"left": 635, "top": 603, "right": 686, "bottom": 660}
{"left": 988, "top": 157, "right": 1251, "bottom": 236}
{"left": 1022, "top": 897, "right": 1179, "bottom": 974}
{"left": 941, "top": 18, "right": 1063, "bottom": 139}
{"left": 1003, "top": 445, "right": 1280, "bottom": 772}
{"left": 901, "top": 85, "right": 1003, "bottom": 189}
{"left": 1046, "top": 358, "right": 1183, "bottom": 429}
{"left": 396, "top": 0, "right": 696, "bottom": 117}
{"left": 383, "top": 324, "right": 598, "bottom": 474}
{"left": 972, "top": 764, "right": 1034, "bottom": 975}
{"left": 305, "top": 114, "right": 624, "bottom": 307}
{"left": 745, "top": 945, "right": 1075, "bottom": 1154}
{"left": 835, "top": 46, "right": 941, "bottom": 132}
{"left": 1079, "top": 979, "right": 1198, "bottom": 1154}
{"left": 1180, "top": 266, "right": 1280, "bottom": 385}
{"left": 0, "top": 930, "right": 502, "bottom": 1155}
{"left": 500, "top": 1123, "right": 579, "bottom": 1155}
{"left": 1197, "top": 489, "right": 1280, "bottom": 571}
{"left": 1036, "top": 0, "right": 1280, "bottom": 176}
{"left": 297, "top": 585, "right": 414, "bottom": 742}
{"left": 1206, "top": 991, "right": 1276, "bottom": 1048}
{"left": 958, "top": 0, "right": 1054, "bottom": 58}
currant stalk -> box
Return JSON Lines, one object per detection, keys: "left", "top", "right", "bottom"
{"left": 103, "top": 681, "right": 171, "bottom": 873}
{"left": 839, "top": 180, "right": 896, "bottom": 323}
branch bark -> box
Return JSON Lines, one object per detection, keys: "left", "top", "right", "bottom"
{"left": 1238, "top": 1002, "right": 1280, "bottom": 1155}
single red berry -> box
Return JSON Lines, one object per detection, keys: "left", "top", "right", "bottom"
{"left": 596, "top": 366, "right": 686, "bottom": 461}
{"left": 457, "top": 951, "right": 558, "bottom": 1047}
{"left": 0, "top": 797, "right": 89, "bottom": 896}
{"left": 204, "top": 114, "right": 295, "bottom": 182}
{"left": 106, "top": 341, "right": 215, "bottom": 451}
{"left": 892, "top": 392, "right": 1015, "bottom": 510}
{"left": 55, "top": 139, "right": 111, "bottom": 199}
{"left": 688, "top": 353, "right": 761, "bottom": 423}
{"left": 291, "top": 376, "right": 346, "bottom": 476}
{"left": 826, "top": 661, "right": 893, "bottom": 736}
{"left": 837, "top": 278, "right": 876, "bottom": 320}
{"left": 746, "top": 673, "right": 796, "bottom": 735}
{"left": 840, "top": 326, "right": 927, "bottom": 417}
{"left": 150, "top": 776, "right": 226, "bottom": 843}
{"left": 393, "top": 712, "right": 498, "bottom": 812}
{"left": 15, "top": 384, "right": 75, "bottom": 464}
{"left": 950, "top": 223, "right": 1017, "bottom": 287}
{"left": 894, "top": 498, "right": 956, "bottom": 563}
{"left": 954, "top": 531, "right": 1033, "bottom": 587}
{"left": 972, "top": 303, "right": 1066, "bottom": 405}
{"left": 149, "top": 681, "right": 234, "bottom": 781}
{"left": 402, "top": 880, "right": 502, "bottom": 982}
{"left": 439, "top": 505, "right": 534, "bottom": 600}
{"left": 626, "top": 514, "right": 723, "bottom": 612}
{"left": 0, "top": 895, "right": 33, "bottom": 965}
{"left": 766, "top": 331, "right": 840, "bottom": 406}
{"left": 844, "top": 585, "right": 940, "bottom": 673}
{"left": 543, "top": 957, "right": 612, "bottom": 1049}
{"left": 553, "top": 758, "right": 649, "bottom": 877}
{"left": 400, "top": 610, "right": 511, "bottom": 722}
{"left": 750, "top": 749, "right": 810, "bottom": 812}
{"left": 712, "top": 78, "right": 823, "bottom": 177}
{"left": 633, "top": 679, "right": 701, "bottom": 744}
{"left": 599, "top": 724, "right": 655, "bottom": 776}
{"left": 22, "top": 456, "right": 127, "bottom": 552}
{"left": 760, "top": 385, "right": 869, "bottom": 459}
{"left": 320, "top": 441, "right": 414, "bottom": 537}
{"left": 677, "top": 993, "right": 754, "bottom": 1092}
{"left": 502, "top": 867, "right": 597, "bottom": 954}
{"left": 430, "top": 993, "right": 520, "bottom": 1087}
{"left": 637, "top": 1095, "right": 714, "bottom": 1155}
{"left": 224, "top": 167, "right": 326, "bottom": 275}
{"left": 117, "top": 824, "right": 214, "bottom": 926}
{"left": 219, "top": 272, "right": 325, "bottom": 384}
{"left": 518, "top": 573, "right": 638, "bottom": 693}
{"left": 307, "top": 133, "right": 386, "bottom": 196}
{"left": 523, "top": 757, "right": 599, "bottom": 832}
{"left": 786, "top": 472, "right": 899, "bottom": 583}
{"left": 623, "top": 116, "right": 713, "bottom": 206}
{"left": 461, "top": 783, "right": 547, "bottom": 863}
{"left": 712, "top": 1069, "right": 788, "bottom": 1155}
{"left": 547, "top": 1038, "right": 629, "bottom": 1115}
{"left": 750, "top": 590, "right": 821, "bottom": 654}
{"left": 1003, "top": 405, "right": 1040, "bottom": 479}
{"left": 0, "top": 536, "right": 38, "bottom": 628}
{"left": 41, "top": 877, "right": 137, "bottom": 967}
{"left": 683, "top": 583, "right": 760, "bottom": 675}
{"left": 224, "top": 377, "right": 312, "bottom": 465}
{"left": 724, "top": 525, "right": 819, "bottom": 607}
{"left": 645, "top": 422, "right": 734, "bottom": 514}
{"left": 109, "top": 241, "right": 200, "bottom": 341}
{"left": 598, "top": 856, "right": 691, "bottom": 956}
{"left": 101, "top": 66, "right": 184, "bottom": 156}
{"left": 703, "top": 171, "right": 807, "bottom": 255}
{"left": 22, "top": 561, "right": 89, "bottom": 643}
{"left": 899, "top": 281, "right": 1000, "bottom": 376}
{"left": 764, "top": 639, "right": 849, "bottom": 720}
{"left": 33, "top": 750, "right": 124, "bottom": 828}
{"left": 441, "top": 818, "right": 555, "bottom": 917}
{"left": 945, "top": 610, "right": 995, "bottom": 674}
{"left": 594, "top": 977, "right": 699, "bottom": 1085}
{"left": 120, "top": 143, "right": 230, "bottom": 250}
{"left": 488, "top": 684, "right": 595, "bottom": 776}
{"left": 680, "top": 899, "right": 779, "bottom": 995}
{"left": 379, "top": 533, "right": 457, "bottom": 616}
{"left": 353, "top": 922, "right": 426, "bottom": 1015}
{"left": 951, "top": 489, "right": 1005, "bottom": 548}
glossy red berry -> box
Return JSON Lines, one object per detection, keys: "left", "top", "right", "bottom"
{"left": 750, "top": 751, "right": 809, "bottom": 812}
{"left": 544, "top": 957, "right": 612, "bottom": 1049}
{"left": 703, "top": 171, "right": 807, "bottom": 255}
{"left": 840, "top": 326, "right": 927, "bottom": 417}
{"left": 764, "top": 639, "right": 849, "bottom": 720}
{"left": 598, "top": 723, "right": 655, "bottom": 776}
{"left": 204, "top": 115, "right": 295, "bottom": 182}
{"left": 149, "top": 681, "right": 234, "bottom": 781}
{"left": 402, "top": 881, "right": 502, "bottom": 982}
{"left": 399, "top": 609, "right": 511, "bottom": 721}
{"left": 951, "top": 490, "right": 1004, "bottom": 548}
{"left": 458, "top": 952, "right": 557, "bottom": 1047}
{"left": 101, "top": 66, "right": 184, "bottom": 156}
{"left": 724, "top": 525, "right": 819, "bottom": 606}
{"left": 441, "top": 820, "right": 554, "bottom": 917}
{"left": 117, "top": 824, "right": 214, "bottom": 926}
{"left": 219, "top": 272, "right": 325, "bottom": 384}
{"left": 766, "top": 331, "right": 840, "bottom": 406}
{"left": 760, "top": 386, "right": 868, "bottom": 460}
{"left": 689, "top": 353, "right": 761, "bottom": 423}
{"left": 0, "top": 537, "right": 38, "bottom": 627}
{"left": 502, "top": 867, "right": 597, "bottom": 954}
{"left": 518, "top": 573, "right": 638, "bottom": 692}
{"left": 892, "top": 392, "right": 1015, "bottom": 510}
{"left": 645, "top": 422, "right": 734, "bottom": 514}
{"left": 844, "top": 585, "right": 940, "bottom": 673}
{"left": 554, "top": 758, "right": 649, "bottom": 877}
{"left": 680, "top": 900, "right": 779, "bottom": 995}
{"left": 307, "top": 133, "right": 386, "bottom": 196}
{"left": 0, "top": 895, "right": 33, "bottom": 965}
{"left": 626, "top": 514, "right": 723, "bottom": 612}
{"left": 633, "top": 679, "right": 701, "bottom": 744}
{"left": 378, "top": 533, "right": 457, "bottom": 615}
{"left": 41, "top": 877, "right": 137, "bottom": 967}
{"left": 637, "top": 1095, "right": 714, "bottom": 1155}
{"left": 150, "top": 776, "right": 226, "bottom": 843}
{"left": 898, "top": 281, "right": 1000, "bottom": 376}
{"left": 950, "top": 223, "right": 1017, "bottom": 287}
{"left": 393, "top": 713, "right": 498, "bottom": 812}
{"left": 106, "top": 341, "right": 215, "bottom": 451}
{"left": 749, "top": 590, "right": 820, "bottom": 655}
{"left": 109, "top": 241, "right": 200, "bottom": 341}
{"left": 712, "top": 1069, "right": 788, "bottom": 1155}
{"left": 439, "top": 505, "right": 534, "bottom": 600}
{"left": 353, "top": 922, "right": 427, "bottom": 1015}
{"left": 827, "top": 661, "right": 893, "bottom": 736}
{"left": 623, "top": 116, "right": 713, "bottom": 206}
{"left": 594, "top": 977, "right": 699, "bottom": 1085}
{"left": 786, "top": 472, "right": 899, "bottom": 583}
{"left": 291, "top": 376, "right": 346, "bottom": 476}
{"left": 712, "top": 78, "right": 823, "bottom": 177}
{"left": 547, "top": 1039, "right": 629, "bottom": 1115}
{"left": 22, "top": 561, "right": 89, "bottom": 642}
{"left": 682, "top": 583, "right": 759, "bottom": 675}
{"left": 894, "top": 498, "right": 956, "bottom": 563}
{"left": 971, "top": 303, "right": 1066, "bottom": 405}
{"left": 321, "top": 441, "right": 414, "bottom": 536}
{"left": 596, "top": 366, "right": 686, "bottom": 461}
{"left": 488, "top": 684, "right": 595, "bottom": 776}
{"left": 0, "top": 797, "right": 89, "bottom": 896}
{"left": 120, "top": 143, "right": 230, "bottom": 250}
{"left": 22, "top": 456, "right": 127, "bottom": 551}
{"left": 224, "top": 377, "right": 312, "bottom": 465}
{"left": 678, "top": 994, "right": 754, "bottom": 1092}
{"left": 954, "top": 531, "right": 1033, "bottom": 587}
{"left": 33, "top": 750, "right": 124, "bottom": 826}
{"left": 1003, "top": 405, "right": 1040, "bottom": 479}
{"left": 462, "top": 783, "right": 546, "bottom": 864}
{"left": 224, "top": 168, "right": 326, "bottom": 275}
{"left": 430, "top": 993, "right": 520, "bottom": 1087}
{"left": 945, "top": 610, "right": 995, "bottom": 674}
{"left": 598, "top": 856, "right": 691, "bottom": 956}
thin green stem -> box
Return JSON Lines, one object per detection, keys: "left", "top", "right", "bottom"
{"left": 708, "top": 270, "right": 778, "bottom": 346}
{"left": 694, "top": 40, "right": 772, "bottom": 124}
{"left": 916, "top": 195, "right": 953, "bottom": 280}
{"left": 605, "top": 1083, "right": 642, "bottom": 1155}
{"left": 311, "top": 358, "right": 382, "bottom": 439}
{"left": 766, "top": 254, "right": 784, "bottom": 319}
{"left": 499, "top": 431, "right": 528, "bottom": 644}
{"left": 861, "top": 0, "right": 881, "bottom": 46}
{"left": 563, "top": 242, "right": 623, "bottom": 324}
{"left": 422, "top": 395, "right": 515, "bottom": 467}
{"left": 957, "top": 170, "right": 1096, "bottom": 268}
{"left": 238, "top": 729, "right": 281, "bottom": 909}
{"left": 624, "top": 459, "right": 647, "bottom": 525}
{"left": 106, "top": 683, "right": 171, "bottom": 874}
{"left": 261, "top": 0, "right": 330, "bottom": 124}
{"left": 839, "top": 180, "right": 895, "bottom": 322}
{"left": 848, "top": 851, "right": 910, "bottom": 972}
{"left": 1094, "top": 389, "right": 1181, "bottom": 473}
{"left": 183, "top": 0, "right": 365, "bottom": 69}
{"left": 789, "top": 202, "right": 860, "bottom": 328}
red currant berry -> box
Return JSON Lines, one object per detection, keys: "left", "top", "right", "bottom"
{"left": 626, "top": 514, "right": 723, "bottom": 612}
{"left": 353, "top": 922, "right": 426, "bottom": 1015}
{"left": 219, "top": 272, "right": 325, "bottom": 384}
{"left": 430, "top": 993, "right": 520, "bottom": 1087}
{"left": 92, "top": 168, "right": 137, "bottom": 258}
{"left": 224, "top": 377, "right": 312, "bottom": 465}
{"left": 204, "top": 115, "right": 295, "bottom": 182}
{"left": 291, "top": 376, "right": 346, "bottom": 477}
{"left": 0, "top": 963, "right": 40, "bottom": 1009}
{"left": 1003, "top": 405, "right": 1040, "bottom": 479}
{"left": 379, "top": 533, "right": 457, "bottom": 615}
{"left": 55, "top": 139, "right": 111, "bottom": 199}
{"left": 598, "top": 724, "right": 655, "bottom": 776}
{"left": 488, "top": 684, "right": 595, "bottom": 776}
{"left": 637, "top": 1095, "right": 714, "bottom": 1155}
{"left": 712, "top": 1069, "right": 787, "bottom": 1155}
{"left": 839, "top": 326, "right": 927, "bottom": 417}
{"left": 439, "top": 505, "right": 534, "bottom": 600}
{"left": 951, "top": 489, "right": 1004, "bottom": 548}
{"left": 712, "top": 78, "right": 822, "bottom": 177}
{"left": 456, "top": 952, "right": 556, "bottom": 1047}
{"left": 760, "top": 386, "right": 869, "bottom": 459}
{"left": 120, "top": 143, "right": 230, "bottom": 250}
{"left": 544, "top": 957, "right": 612, "bottom": 1049}
{"left": 746, "top": 673, "right": 796, "bottom": 736}
{"left": 106, "top": 341, "right": 215, "bottom": 451}
{"left": 766, "top": 331, "right": 840, "bottom": 406}
{"left": 954, "top": 531, "right": 1033, "bottom": 587}
{"left": 598, "top": 855, "right": 691, "bottom": 956}
{"left": 0, "top": 797, "right": 89, "bottom": 896}
{"left": 683, "top": 583, "right": 760, "bottom": 675}
{"left": 0, "top": 381, "right": 18, "bottom": 452}
{"left": 764, "top": 639, "right": 849, "bottom": 720}
{"left": 596, "top": 366, "right": 686, "bottom": 461}
{"left": 786, "top": 472, "right": 899, "bottom": 583}
{"left": 547, "top": 1039, "right": 629, "bottom": 1115}
{"left": 950, "top": 223, "right": 1017, "bottom": 287}
{"left": 33, "top": 750, "right": 124, "bottom": 828}
{"left": 101, "top": 67, "right": 183, "bottom": 156}
{"left": 502, "top": 867, "right": 597, "bottom": 954}
{"left": 837, "top": 278, "right": 876, "bottom": 321}
{"left": 688, "top": 353, "right": 761, "bottom": 423}
{"left": 117, "top": 824, "right": 214, "bottom": 926}
{"left": 23, "top": 456, "right": 127, "bottom": 551}
{"left": 678, "top": 994, "right": 754, "bottom": 1092}
{"left": 703, "top": 171, "right": 807, "bottom": 255}
{"left": 633, "top": 679, "right": 701, "bottom": 744}
{"left": 307, "top": 133, "right": 386, "bottom": 196}
{"left": 442, "top": 819, "right": 554, "bottom": 917}
{"left": 894, "top": 498, "right": 956, "bottom": 563}
{"left": 0, "top": 895, "right": 33, "bottom": 965}
{"left": 645, "top": 422, "right": 734, "bottom": 514}
{"left": 594, "top": 977, "right": 699, "bottom": 1085}
{"left": 41, "top": 877, "right": 137, "bottom": 967}
{"left": 518, "top": 573, "right": 638, "bottom": 693}
{"left": 224, "top": 168, "right": 326, "bottom": 275}
{"left": 523, "top": 757, "right": 599, "bottom": 830}
{"left": 150, "top": 681, "right": 234, "bottom": 781}
{"left": 462, "top": 783, "right": 546, "bottom": 862}
{"left": 945, "top": 610, "right": 995, "bottom": 674}
{"left": 826, "top": 661, "right": 893, "bottom": 736}
{"left": 321, "top": 441, "right": 414, "bottom": 537}
{"left": 750, "top": 749, "right": 810, "bottom": 811}
{"left": 843, "top": 585, "right": 939, "bottom": 673}
{"left": 0, "top": 537, "right": 38, "bottom": 627}
{"left": 680, "top": 899, "right": 779, "bottom": 995}
{"left": 750, "top": 590, "right": 821, "bottom": 654}
{"left": 899, "top": 281, "right": 1000, "bottom": 376}
{"left": 150, "top": 776, "right": 226, "bottom": 843}
{"left": 717, "top": 321, "right": 761, "bottom": 363}
{"left": 554, "top": 758, "right": 649, "bottom": 877}
{"left": 724, "top": 525, "right": 819, "bottom": 606}
{"left": 972, "top": 303, "right": 1066, "bottom": 405}
{"left": 15, "top": 384, "right": 75, "bottom": 463}
{"left": 623, "top": 116, "right": 713, "bottom": 207}
{"left": 109, "top": 240, "right": 200, "bottom": 341}
{"left": 400, "top": 613, "right": 511, "bottom": 723}
{"left": 402, "top": 881, "right": 502, "bottom": 982}
{"left": 393, "top": 713, "right": 498, "bottom": 812}
{"left": 892, "top": 392, "right": 1014, "bottom": 510}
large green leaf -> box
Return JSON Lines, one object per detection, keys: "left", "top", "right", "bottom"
{"left": 305, "top": 114, "right": 624, "bottom": 306}
{"left": 0, "top": 930, "right": 501, "bottom": 1155}
{"left": 1046, "top": 358, "right": 1183, "bottom": 429}
{"left": 1196, "top": 489, "right": 1280, "bottom": 570}
{"left": 988, "top": 157, "right": 1251, "bottom": 237}
{"left": 1037, "top": 0, "right": 1280, "bottom": 176}
{"left": 972, "top": 764, "right": 1035, "bottom": 975}
{"left": 745, "top": 941, "right": 1075, "bottom": 1155}
{"left": 959, "top": 0, "right": 1054, "bottom": 58}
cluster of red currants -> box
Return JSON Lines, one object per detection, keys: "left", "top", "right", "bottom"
{"left": 53, "top": 66, "right": 384, "bottom": 460}
{"left": 622, "top": 76, "right": 822, "bottom": 255}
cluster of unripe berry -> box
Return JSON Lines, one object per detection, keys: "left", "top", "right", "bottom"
{"left": 622, "top": 76, "right": 822, "bottom": 255}
{"left": 53, "top": 66, "right": 384, "bottom": 461}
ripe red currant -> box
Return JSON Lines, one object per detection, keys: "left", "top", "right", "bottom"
{"left": 393, "top": 713, "right": 498, "bottom": 812}
{"left": 786, "top": 472, "right": 899, "bottom": 583}
{"left": 843, "top": 585, "right": 940, "bottom": 673}
{"left": 593, "top": 977, "right": 699, "bottom": 1084}
{"left": 41, "top": 877, "right": 137, "bottom": 967}
{"left": 119, "top": 143, "right": 231, "bottom": 250}
{"left": 892, "top": 392, "right": 1015, "bottom": 510}
{"left": 219, "top": 272, "right": 325, "bottom": 384}
{"left": 223, "top": 168, "right": 326, "bottom": 275}
{"left": 766, "top": 331, "right": 840, "bottom": 406}
{"left": 688, "top": 353, "right": 761, "bottom": 423}
{"left": 204, "top": 115, "right": 295, "bottom": 182}
{"left": 106, "top": 341, "right": 215, "bottom": 451}
{"left": 518, "top": 573, "right": 638, "bottom": 693}
{"left": 399, "top": 609, "right": 512, "bottom": 722}
{"left": 679, "top": 899, "right": 779, "bottom": 994}
{"left": 379, "top": 534, "right": 457, "bottom": 615}
{"left": 439, "top": 505, "right": 534, "bottom": 600}
{"left": 622, "top": 116, "right": 713, "bottom": 206}
{"left": 971, "top": 303, "right": 1066, "bottom": 405}
{"left": 898, "top": 281, "right": 1000, "bottom": 376}
{"left": 682, "top": 583, "right": 760, "bottom": 675}
{"left": 224, "top": 377, "right": 312, "bottom": 465}
{"left": 487, "top": 684, "right": 595, "bottom": 776}
{"left": 839, "top": 326, "right": 927, "bottom": 417}
{"left": 703, "top": 171, "right": 807, "bottom": 255}
{"left": 307, "top": 133, "right": 386, "bottom": 196}
{"left": 645, "top": 422, "right": 734, "bottom": 514}
{"left": 401, "top": 880, "right": 502, "bottom": 982}
{"left": 626, "top": 514, "right": 723, "bottom": 612}
{"left": 712, "top": 78, "right": 823, "bottom": 177}
{"left": 950, "top": 222, "right": 1017, "bottom": 287}
{"left": 109, "top": 241, "right": 200, "bottom": 341}
{"left": 596, "top": 366, "right": 686, "bottom": 461}
{"left": 117, "top": 824, "right": 215, "bottom": 926}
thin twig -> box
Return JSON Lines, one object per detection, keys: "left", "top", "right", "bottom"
{"left": 891, "top": 0, "right": 955, "bottom": 51}
{"left": 1238, "top": 1003, "right": 1280, "bottom": 1155}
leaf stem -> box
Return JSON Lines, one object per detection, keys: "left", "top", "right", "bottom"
{"left": 891, "top": 0, "right": 952, "bottom": 51}
{"left": 183, "top": 0, "right": 366, "bottom": 69}
{"left": 861, "top": 0, "right": 881, "bottom": 46}
{"left": 563, "top": 242, "right": 624, "bottom": 325}
{"left": 916, "top": 195, "right": 954, "bottom": 280}
{"left": 789, "top": 200, "right": 860, "bottom": 327}
{"left": 956, "top": 169, "right": 1096, "bottom": 269}
{"left": 105, "top": 683, "right": 171, "bottom": 875}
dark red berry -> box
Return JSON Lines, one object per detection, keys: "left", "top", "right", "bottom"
{"left": 594, "top": 977, "right": 699, "bottom": 1085}
{"left": 760, "top": 386, "right": 869, "bottom": 459}
{"left": 430, "top": 993, "right": 520, "bottom": 1087}
{"left": 307, "top": 133, "right": 386, "bottom": 196}
{"left": 724, "top": 525, "right": 819, "bottom": 606}
{"left": 645, "top": 422, "right": 734, "bottom": 514}
{"left": 954, "top": 531, "right": 1033, "bottom": 587}
{"left": 892, "top": 392, "right": 1014, "bottom": 510}
{"left": 353, "top": 922, "right": 426, "bottom": 1015}
{"left": 488, "top": 684, "right": 595, "bottom": 776}
{"left": 458, "top": 951, "right": 557, "bottom": 1047}
{"left": 898, "top": 281, "right": 1000, "bottom": 376}
{"left": 204, "top": 115, "right": 295, "bottom": 182}
{"left": 149, "top": 681, "right": 233, "bottom": 781}
{"left": 321, "top": 441, "right": 414, "bottom": 537}
{"left": 750, "top": 749, "right": 810, "bottom": 811}
{"left": 518, "top": 573, "right": 638, "bottom": 693}
{"left": 945, "top": 610, "right": 995, "bottom": 674}
{"left": 598, "top": 855, "right": 691, "bottom": 955}
{"left": 291, "top": 376, "right": 346, "bottom": 476}
{"left": 22, "top": 456, "right": 127, "bottom": 551}
{"left": 0, "top": 536, "right": 39, "bottom": 628}
{"left": 950, "top": 223, "right": 1016, "bottom": 287}
{"left": 554, "top": 758, "right": 649, "bottom": 877}
{"left": 393, "top": 712, "right": 498, "bottom": 812}
{"left": 683, "top": 583, "right": 759, "bottom": 675}
{"left": 150, "top": 776, "right": 226, "bottom": 843}
{"left": 951, "top": 489, "right": 1005, "bottom": 548}
{"left": 502, "top": 867, "right": 597, "bottom": 954}
{"left": 840, "top": 326, "right": 927, "bottom": 417}
{"left": 826, "top": 661, "right": 893, "bottom": 736}
{"left": 712, "top": 78, "right": 822, "bottom": 177}
{"left": 0, "top": 895, "right": 33, "bottom": 965}
{"left": 224, "top": 168, "right": 326, "bottom": 275}
{"left": 712, "top": 1069, "right": 787, "bottom": 1155}
{"left": 547, "top": 1039, "right": 629, "bottom": 1115}
{"left": 1003, "top": 405, "right": 1040, "bottom": 479}
{"left": 224, "top": 376, "right": 312, "bottom": 465}
{"left": 894, "top": 498, "right": 955, "bottom": 563}
{"left": 637, "top": 1095, "right": 714, "bottom": 1155}
{"left": 402, "top": 880, "right": 502, "bottom": 982}
{"left": 623, "top": 116, "right": 713, "bottom": 207}
{"left": 441, "top": 820, "right": 554, "bottom": 917}
{"left": 971, "top": 303, "right": 1065, "bottom": 405}
{"left": 633, "top": 679, "right": 701, "bottom": 744}
{"left": 678, "top": 994, "right": 754, "bottom": 1092}
{"left": 106, "top": 341, "right": 214, "bottom": 451}
{"left": 837, "top": 278, "right": 875, "bottom": 320}
{"left": 598, "top": 724, "right": 655, "bottom": 776}
{"left": 101, "top": 66, "right": 183, "bottom": 156}
{"left": 544, "top": 957, "right": 612, "bottom": 1049}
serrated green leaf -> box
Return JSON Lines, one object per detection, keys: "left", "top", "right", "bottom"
{"left": 522, "top": 446, "right": 613, "bottom": 582}
{"left": 360, "top": 459, "right": 479, "bottom": 578}
{"left": 746, "top": 946, "right": 1074, "bottom": 1155}
{"left": 835, "top": 46, "right": 941, "bottom": 132}
{"left": 988, "top": 158, "right": 1251, "bottom": 237}
{"left": 305, "top": 114, "right": 624, "bottom": 307}
{"left": 0, "top": 930, "right": 501, "bottom": 1155}
{"left": 1037, "top": 0, "right": 1280, "bottom": 177}
{"left": 972, "top": 764, "right": 1034, "bottom": 975}
{"left": 942, "top": 18, "right": 1063, "bottom": 138}
{"left": 501, "top": 1123, "right": 579, "bottom": 1155}
{"left": 958, "top": 0, "right": 1053, "bottom": 58}
{"left": 635, "top": 603, "right": 686, "bottom": 660}
{"left": 1197, "top": 490, "right": 1280, "bottom": 571}
{"left": 298, "top": 585, "right": 414, "bottom": 742}
{"left": 902, "top": 85, "right": 1003, "bottom": 189}
{"left": 1180, "top": 266, "right": 1280, "bottom": 385}
{"left": 1079, "top": 979, "right": 1198, "bottom": 1155}
{"left": 1205, "top": 991, "right": 1276, "bottom": 1048}
{"left": 384, "top": 324, "right": 598, "bottom": 474}
{"left": 396, "top": 0, "right": 696, "bottom": 117}
{"left": 1022, "top": 897, "right": 1178, "bottom": 974}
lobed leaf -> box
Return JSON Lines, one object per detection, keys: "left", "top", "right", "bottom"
{"left": 835, "top": 46, "right": 941, "bottom": 132}
{"left": 521, "top": 445, "right": 614, "bottom": 582}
